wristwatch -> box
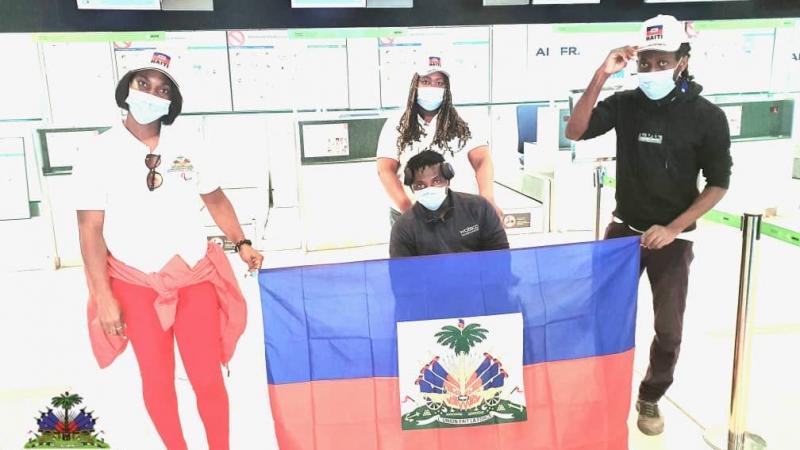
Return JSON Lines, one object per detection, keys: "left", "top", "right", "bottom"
{"left": 234, "top": 239, "right": 252, "bottom": 253}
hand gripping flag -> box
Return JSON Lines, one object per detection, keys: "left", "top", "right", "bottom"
{"left": 259, "top": 236, "right": 640, "bottom": 450}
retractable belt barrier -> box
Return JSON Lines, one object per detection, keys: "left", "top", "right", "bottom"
{"left": 594, "top": 170, "right": 786, "bottom": 450}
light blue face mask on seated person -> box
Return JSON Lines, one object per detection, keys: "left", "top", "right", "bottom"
{"left": 637, "top": 68, "right": 678, "bottom": 101}
{"left": 415, "top": 186, "right": 448, "bottom": 211}
{"left": 126, "top": 89, "right": 171, "bottom": 125}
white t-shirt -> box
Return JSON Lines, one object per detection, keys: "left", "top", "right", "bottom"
{"left": 376, "top": 111, "right": 489, "bottom": 204}
{"left": 72, "top": 124, "right": 221, "bottom": 273}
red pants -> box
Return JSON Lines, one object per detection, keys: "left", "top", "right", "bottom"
{"left": 111, "top": 279, "right": 229, "bottom": 450}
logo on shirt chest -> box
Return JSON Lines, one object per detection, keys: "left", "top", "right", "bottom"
{"left": 638, "top": 132, "right": 663, "bottom": 144}
{"left": 459, "top": 224, "right": 480, "bottom": 237}
{"left": 167, "top": 156, "right": 195, "bottom": 181}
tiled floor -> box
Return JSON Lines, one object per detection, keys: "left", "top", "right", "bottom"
{"left": 1, "top": 220, "right": 797, "bottom": 449}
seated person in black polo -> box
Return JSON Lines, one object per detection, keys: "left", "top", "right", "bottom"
{"left": 389, "top": 150, "right": 509, "bottom": 257}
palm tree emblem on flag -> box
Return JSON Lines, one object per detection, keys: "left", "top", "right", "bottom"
{"left": 436, "top": 318, "right": 487, "bottom": 355}
{"left": 400, "top": 318, "right": 527, "bottom": 430}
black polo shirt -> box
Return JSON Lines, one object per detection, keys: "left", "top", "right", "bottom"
{"left": 389, "top": 190, "right": 509, "bottom": 257}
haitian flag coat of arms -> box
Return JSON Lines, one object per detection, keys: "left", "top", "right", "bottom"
{"left": 397, "top": 314, "right": 527, "bottom": 430}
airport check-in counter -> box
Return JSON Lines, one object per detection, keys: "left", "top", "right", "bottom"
{"left": 295, "top": 111, "right": 547, "bottom": 251}
{"left": 6, "top": 25, "right": 800, "bottom": 269}
{"left": 708, "top": 94, "right": 797, "bottom": 217}
{"left": 39, "top": 126, "right": 112, "bottom": 267}
{"left": 493, "top": 102, "right": 605, "bottom": 234}
{"left": 294, "top": 115, "right": 390, "bottom": 251}
{"left": 38, "top": 94, "right": 799, "bottom": 264}
{"left": 494, "top": 183, "right": 545, "bottom": 234}
{"left": 197, "top": 114, "right": 271, "bottom": 252}
{"left": 526, "top": 92, "right": 800, "bottom": 233}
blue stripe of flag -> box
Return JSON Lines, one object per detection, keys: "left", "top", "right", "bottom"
{"left": 259, "top": 236, "right": 640, "bottom": 385}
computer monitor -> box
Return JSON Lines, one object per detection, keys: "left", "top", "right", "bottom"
{"left": 515, "top": 104, "right": 539, "bottom": 154}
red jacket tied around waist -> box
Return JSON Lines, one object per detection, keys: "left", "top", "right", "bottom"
{"left": 86, "top": 243, "right": 247, "bottom": 368}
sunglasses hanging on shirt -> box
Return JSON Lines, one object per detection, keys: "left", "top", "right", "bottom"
{"left": 144, "top": 153, "right": 163, "bottom": 191}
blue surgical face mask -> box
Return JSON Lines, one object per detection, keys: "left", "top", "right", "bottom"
{"left": 415, "top": 186, "right": 448, "bottom": 211}
{"left": 637, "top": 68, "right": 677, "bottom": 101}
{"left": 416, "top": 87, "right": 445, "bottom": 111}
{"left": 126, "top": 89, "right": 171, "bottom": 125}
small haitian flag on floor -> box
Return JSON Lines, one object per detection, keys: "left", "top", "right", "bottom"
{"left": 259, "top": 236, "right": 640, "bottom": 450}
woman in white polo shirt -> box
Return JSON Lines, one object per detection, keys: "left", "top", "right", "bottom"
{"left": 376, "top": 54, "right": 501, "bottom": 224}
{"left": 73, "top": 49, "right": 262, "bottom": 450}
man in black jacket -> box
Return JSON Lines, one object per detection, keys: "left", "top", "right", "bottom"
{"left": 565, "top": 15, "right": 732, "bottom": 436}
{"left": 390, "top": 151, "right": 509, "bottom": 257}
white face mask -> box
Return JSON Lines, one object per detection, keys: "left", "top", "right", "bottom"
{"left": 416, "top": 87, "right": 445, "bottom": 111}
{"left": 126, "top": 89, "right": 171, "bottom": 125}
{"left": 637, "top": 68, "right": 678, "bottom": 101}
{"left": 415, "top": 186, "right": 448, "bottom": 211}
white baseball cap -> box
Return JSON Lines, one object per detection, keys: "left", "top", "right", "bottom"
{"left": 417, "top": 54, "right": 450, "bottom": 78}
{"left": 637, "top": 15, "right": 689, "bottom": 53}
{"left": 127, "top": 47, "right": 182, "bottom": 88}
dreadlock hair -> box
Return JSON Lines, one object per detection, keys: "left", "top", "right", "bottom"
{"left": 675, "top": 43, "right": 693, "bottom": 82}
{"left": 395, "top": 73, "right": 472, "bottom": 158}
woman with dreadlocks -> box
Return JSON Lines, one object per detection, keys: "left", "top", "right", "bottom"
{"left": 376, "top": 55, "right": 502, "bottom": 225}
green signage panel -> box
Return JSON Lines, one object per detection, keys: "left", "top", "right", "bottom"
{"left": 290, "top": 28, "right": 406, "bottom": 40}
{"left": 35, "top": 31, "right": 165, "bottom": 42}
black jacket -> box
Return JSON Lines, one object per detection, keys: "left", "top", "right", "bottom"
{"left": 390, "top": 190, "right": 509, "bottom": 257}
{"left": 580, "top": 80, "right": 732, "bottom": 231}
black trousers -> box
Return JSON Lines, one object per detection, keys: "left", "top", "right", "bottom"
{"left": 605, "top": 221, "right": 695, "bottom": 402}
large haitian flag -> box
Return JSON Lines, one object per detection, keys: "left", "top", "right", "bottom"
{"left": 259, "top": 236, "right": 640, "bottom": 450}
